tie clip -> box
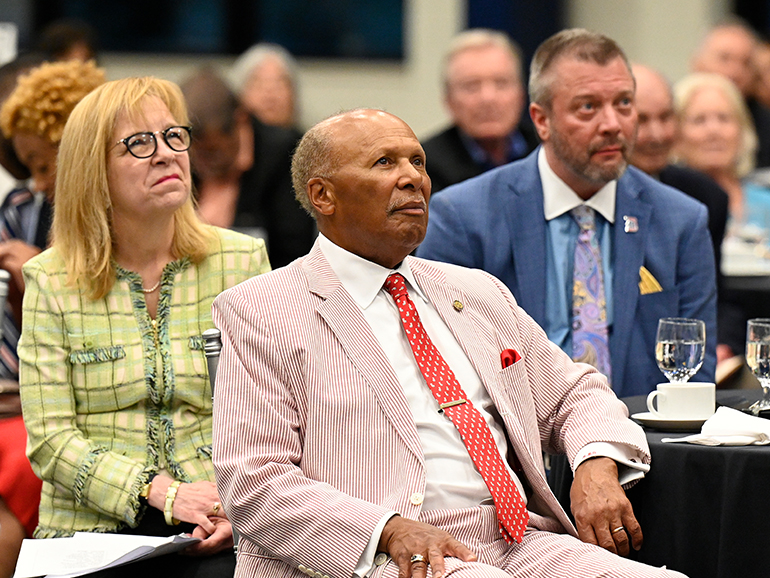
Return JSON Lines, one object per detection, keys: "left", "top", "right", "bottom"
{"left": 438, "top": 399, "right": 467, "bottom": 413}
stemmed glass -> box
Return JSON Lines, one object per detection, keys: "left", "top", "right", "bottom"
{"left": 655, "top": 317, "right": 706, "bottom": 383}
{"left": 746, "top": 319, "right": 770, "bottom": 414}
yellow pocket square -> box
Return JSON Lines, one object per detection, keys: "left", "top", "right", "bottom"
{"left": 638, "top": 266, "right": 663, "bottom": 295}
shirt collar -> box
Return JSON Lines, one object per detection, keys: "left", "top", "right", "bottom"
{"left": 318, "top": 233, "right": 428, "bottom": 309}
{"left": 538, "top": 147, "right": 616, "bottom": 223}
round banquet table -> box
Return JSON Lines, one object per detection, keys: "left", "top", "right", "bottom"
{"left": 548, "top": 389, "right": 770, "bottom": 578}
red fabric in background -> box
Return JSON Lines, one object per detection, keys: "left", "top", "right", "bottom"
{"left": 0, "top": 415, "right": 41, "bottom": 536}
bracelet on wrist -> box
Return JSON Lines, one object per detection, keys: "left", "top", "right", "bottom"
{"left": 139, "top": 473, "right": 157, "bottom": 505}
{"left": 164, "top": 480, "right": 182, "bottom": 525}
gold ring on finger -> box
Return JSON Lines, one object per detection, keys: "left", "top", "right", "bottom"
{"left": 410, "top": 554, "right": 426, "bottom": 564}
{"left": 611, "top": 526, "right": 625, "bottom": 534}
{"left": 212, "top": 501, "right": 221, "bottom": 514}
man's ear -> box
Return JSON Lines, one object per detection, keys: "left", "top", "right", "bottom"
{"left": 308, "top": 177, "right": 335, "bottom": 216}
{"left": 529, "top": 102, "right": 551, "bottom": 142}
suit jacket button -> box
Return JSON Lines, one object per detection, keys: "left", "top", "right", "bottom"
{"left": 410, "top": 492, "right": 424, "bottom": 505}
{"left": 375, "top": 553, "right": 388, "bottom": 566}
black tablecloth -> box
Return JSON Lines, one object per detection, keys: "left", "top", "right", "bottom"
{"left": 549, "top": 389, "right": 769, "bottom": 578}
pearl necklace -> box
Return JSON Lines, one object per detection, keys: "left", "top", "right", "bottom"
{"left": 141, "top": 280, "right": 161, "bottom": 294}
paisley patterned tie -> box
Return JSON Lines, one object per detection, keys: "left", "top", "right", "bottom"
{"left": 571, "top": 206, "right": 611, "bottom": 380}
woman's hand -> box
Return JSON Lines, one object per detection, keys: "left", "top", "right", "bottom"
{"left": 148, "top": 476, "right": 227, "bottom": 535}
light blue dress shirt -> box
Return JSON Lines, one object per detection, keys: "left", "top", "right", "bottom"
{"left": 537, "top": 149, "right": 615, "bottom": 358}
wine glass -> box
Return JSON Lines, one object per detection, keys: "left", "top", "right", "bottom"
{"left": 655, "top": 317, "right": 706, "bottom": 383}
{"left": 746, "top": 318, "right": 770, "bottom": 414}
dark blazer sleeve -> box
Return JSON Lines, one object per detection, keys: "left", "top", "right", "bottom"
{"left": 237, "top": 117, "right": 316, "bottom": 268}
{"left": 421, "top": 126, "right": 484, "bottom": 193}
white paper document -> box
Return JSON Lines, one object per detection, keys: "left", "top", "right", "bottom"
{"left": 13, "top": 532, "right": 200, "bottom": 578}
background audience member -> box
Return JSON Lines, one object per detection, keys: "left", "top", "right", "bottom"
{"left": 419, "top": 28, "right": 717, "bottom": 396}
{"left": 19, "top": 76, "right": 270, "bottom": 578}
{"left": 672, "top": 72, "right": 767, "bottom": 378}
{"left": 629, "top": 64, "right": 740, "bottom": 369}
{"left": 751, "top": 39, "right": 770, "bottom": 110}
{"left": 0, "top": 59, "right": 105, "bottom": 380}
{"left": 421, "top": 29, "right": 538, "bottom": 193}
{"left": 672, "top": 73, "right": 757, "bottom": 226}
{"left": 0, "top": 407, "right": 41, "bottom": 578}
{"left": 0, "top": 55, "right": 46, "bottom": 205}
{"left": 181, "top": 67, "right": 314, "bottom": 268}
{"left": 35, "top": 18, "right": 98, "bottom": 63}
{"left": 691, "top": 20, "right": 770, "bottom": 168}
{"left": 229, "top": 43, "right": 298, "bottom": 129}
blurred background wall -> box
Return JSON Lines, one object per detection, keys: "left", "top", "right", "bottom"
{"left": 0, "top": 0, "right": 746, "bottom": 137}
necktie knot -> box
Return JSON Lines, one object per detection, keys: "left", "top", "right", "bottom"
{"left": 384, "top": 273, "right": 409, "bottom": 301}
{"left": 570, "top": 205, "right": 596, "bottom": 232}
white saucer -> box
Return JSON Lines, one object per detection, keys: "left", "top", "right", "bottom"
{"left": 630, "top": 412, "right": 707, "bottom": 431}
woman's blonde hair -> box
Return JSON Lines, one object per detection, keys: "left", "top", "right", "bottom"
{"left": 673, "top": 72, "right": 758, "bottom": 178}
{"left": 0, "top": 59, "right": 105, "bottom": 143}
{"left": 54, "top": 76, "right": 214, "bottom": 300}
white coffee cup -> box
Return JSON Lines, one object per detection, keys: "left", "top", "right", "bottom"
{"left": 646, "top": 382, "right": 716, "bottom": 420}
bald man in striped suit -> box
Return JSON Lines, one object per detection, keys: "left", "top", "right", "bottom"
{"left": 212, "top": 109, "right": 686, "bottom": 578}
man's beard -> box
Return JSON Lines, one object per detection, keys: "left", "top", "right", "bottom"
{"left": 550, "top": 127, "right": 630, "bottom": 185}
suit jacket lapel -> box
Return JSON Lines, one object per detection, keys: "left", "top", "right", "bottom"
{"left": 410, "top": 262, "right": 536, "bottom": 468}
{"left": 505, "top": 154, "right": 548, "bottom": 326}
{"left": 302, "top": 245, "right": 425, "bottom": 462}
{"left": 611, "top": 175, "right": 652, "bottom": 391}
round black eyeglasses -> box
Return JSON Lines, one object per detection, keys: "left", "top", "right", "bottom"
{"left": 115, "top": 126, "right": 192, "bottom": 159}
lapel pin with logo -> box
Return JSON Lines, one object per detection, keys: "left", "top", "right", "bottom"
{"left": 623, "top": 215, "right": 639, "bottom": 233}
{"left": 452, "top": 300, "right": 464, "bottom": 311}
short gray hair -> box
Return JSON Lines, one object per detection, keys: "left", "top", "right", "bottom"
{"left": 529, "top": 28, "right": 631, "bottom": 107}
{"left": 291, "top": 114, "right": 345, "bottom": 217}
{"left": 444, "top": 29, "right": 523, "bottom": 93}
{"left": 230, "top": 43, "right": 298, "bottom": 96}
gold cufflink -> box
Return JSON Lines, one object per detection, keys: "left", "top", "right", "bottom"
{"left": 453, "top": 300, "right": 463, "bottom": 311}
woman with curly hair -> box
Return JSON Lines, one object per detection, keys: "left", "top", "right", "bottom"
{"left": 0, "top": 59, "right": 106, "bottom": 376}
{"left": 0, "top": 59, "right": 104, "bottom": 578}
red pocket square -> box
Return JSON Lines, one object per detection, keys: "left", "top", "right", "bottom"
{"left": 501, "top": 348, "right": 521, "bottom": 368}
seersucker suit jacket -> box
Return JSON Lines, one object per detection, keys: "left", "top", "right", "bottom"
{"left": 418, "top": 149, "right": 718, "bottom": 397}
{"left": 211, "top": 241, "right": 650, "bottom": 578}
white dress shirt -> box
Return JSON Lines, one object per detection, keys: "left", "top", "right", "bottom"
{"left": 317, "top": 234, "right": 647, "bottom": 577}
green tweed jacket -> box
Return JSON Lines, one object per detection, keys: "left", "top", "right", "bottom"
{"left": 19, "top": 227, "right": 271, "bottom": 537}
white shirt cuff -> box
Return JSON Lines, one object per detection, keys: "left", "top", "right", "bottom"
{"left": 353, "top": 511, "right": 398, "bottom": 578}
{"left": 572, "top": 442, "right": 650, "bottom": 487}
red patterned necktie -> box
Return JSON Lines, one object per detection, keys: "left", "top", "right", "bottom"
{"left": 384, "top": 273, "right": 528, "bottom": 544}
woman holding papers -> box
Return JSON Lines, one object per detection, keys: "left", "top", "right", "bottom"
{"left": 18, "top": 77, "right": 270, "bottom": 577}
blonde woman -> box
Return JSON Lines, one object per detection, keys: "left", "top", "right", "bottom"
{"left": 19, "top": 77, "right": 270, "bottom": 577}
{"left": 672, "top": 72, "right": 758, "bottom": 224}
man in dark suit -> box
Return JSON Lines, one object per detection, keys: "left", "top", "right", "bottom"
{"left": 181, "top": 68, "right": 315, "bottom": 268}
{"left": 418, "top": 29, "right": 717, "bottom": 397}
{"left": 421, "top": 29, "right": 539, "bottom": 193}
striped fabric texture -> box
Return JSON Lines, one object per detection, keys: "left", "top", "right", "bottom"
{"left": 0, "top": 187, "right": 49, "bottom": 379}
{"left": 384, "top": 272, "right": 528, "bottom": 544}
{"left": 212, "top": 242, "right": 651, "bottom": 578}
{"left": 19, "top": 227, "right": 269, "bottom": 537}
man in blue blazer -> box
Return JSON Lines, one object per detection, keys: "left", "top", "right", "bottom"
{"left": 418, "top": 29, "right": 717, "bottom": 397}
